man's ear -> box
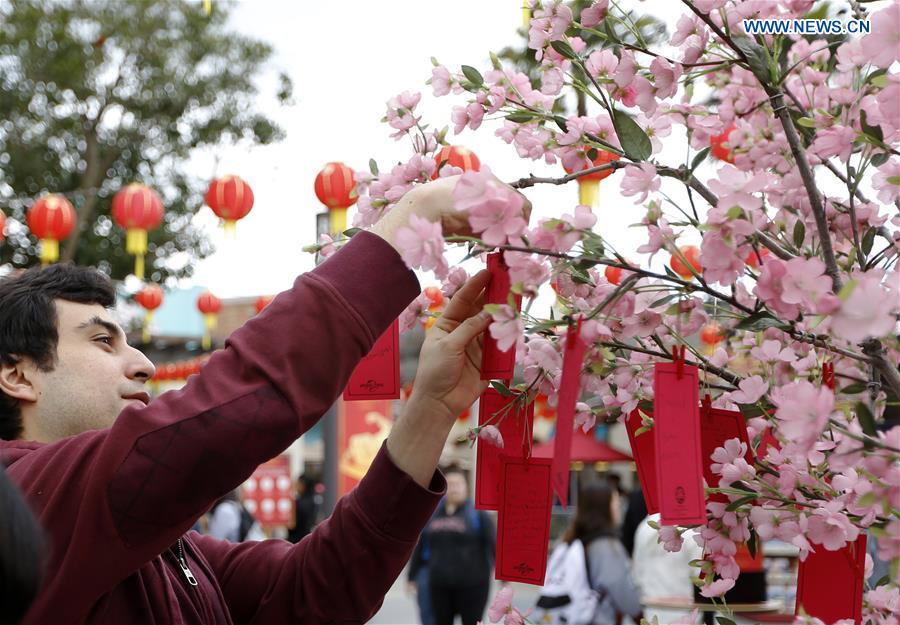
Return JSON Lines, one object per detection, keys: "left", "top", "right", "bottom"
{"left": 0, "top": 359, "right": 38, "bottom": 403}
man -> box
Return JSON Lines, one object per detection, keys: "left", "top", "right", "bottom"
{"left": 0, "top": 177, "right": 516, "bottom": 624}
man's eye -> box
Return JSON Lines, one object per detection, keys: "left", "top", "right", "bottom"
{"left": 95, "top": 335, "right": 113, "bottom": 345}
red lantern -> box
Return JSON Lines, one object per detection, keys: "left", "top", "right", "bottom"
{"left": 710, "top": 124, "right": 736, "bottom": 164}
{"left": 205, "top": 175, "right": 254, "bottom": 235}
{"left": 745, "top": 247, "right": 770, "bottom": 269}
{"left": 670, "top": 245, "right": 701, "bottom": 280}
{"left": 432, "top": 145, "right": 481, "bottom": 179}
{"left": 255, "top": 295, "right": 274, "bottom": 314}
{"left": 135, "top": 284, "right": 164, "bottom": 344}
{"left": 423, "top": 286, "right": 444, "bottom": 311}
{"left": 700, "top": 323, "right": 724, "bottom": 346}
{"left": 0, "top": 210, "right": 5, "bottom": 243}
{"left": 112, "top": 184, "right": 164, "bottom": 279}
{"left": 27, "top": 194, "right": 76, "bottom": 264}
{"left": 563, "top": 148, "right": 620, "bottom": 206}
{"left": 314, "top": 162, "right": 357, "bottom": 234}
{"left": 197, "top": 291, "right": 222, "bottom": 351}
{"left": 163, "top": 363, "right": 178, "bottom": 381}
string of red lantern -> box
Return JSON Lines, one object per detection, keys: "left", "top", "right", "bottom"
{"left": 196, "top": 291, "right": 222, "bottom": 351}
{"left": 135, "top": 284, "right": 164, "bottom": 344}
{"left": 314, "top": 162, "right": 357, "bottom": 234}
{"left": 27, "top": 194, "right": 76, "bottom": 264}
{"left": 112, "top": 183, "right": 165, "bottom": 279}
{"left": 206, "top": 175, "right": 254, "bottom": 235}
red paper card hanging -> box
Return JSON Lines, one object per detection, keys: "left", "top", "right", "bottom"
{"left": 475, "top": 388, "right": 535, "bottom": 510}
{"left": 550, "top": 319, "right": 586, "bottom": 508}
{"left": 654, "top": 355, "right": 706, "bottom": 526}
{"left": 700, "top": 396, "right": 753, "bottom": 503}
{"left": 796, "top": 535, "right": 866, "bottom": 625}
{"left": 480, "top": 253, "right": 522, "bottom": 381}
{"left": 495, "top": 455, "right": 553, "bottom": 585}
{"left": 343, "top": 319, "right": 400, "bottom": 400}
{"left": 756, "top": 427, "right": 782, "bottom": 462}
{"left": 625, "top": 408, "right": 659, "bottom": 514}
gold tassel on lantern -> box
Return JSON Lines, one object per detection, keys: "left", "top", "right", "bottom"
{"left": 126, "top": 228, "right": 148, "bottom": 279}
{"left": 578, "top": 180, "right": 600, "bottom": 207}
{"left": 39, "top": 239, "right": 59, "bottom": 265}
{"left": 203, "top": 0, "right": 212, "bottom": 14}
{"left": 143, "top": 310, "right": 154, "bottom": 344}
{"left": 202, "top": 313, "right": 217, "bottom": 351}
{"left": 223, "top": 220, "right": 236, "bottom": 237}
{"left": 329, "top": 207, "right": 347, "bottom": 235}
{"left": 522, "top": 1, "right": 531, "bottom": 28}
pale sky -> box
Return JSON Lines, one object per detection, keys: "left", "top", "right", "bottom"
{"left": 183, "top": 0, "right": 688, "bottom": 300}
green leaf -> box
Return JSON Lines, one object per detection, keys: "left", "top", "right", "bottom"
{"left": 716, "top": 617, "right": 738, "bottom": 625}
{"left": 887, "top": 176, "right": 900, "bottom": 185}
{"left": 875, "top": 574, "right": 891, "bottom": 587}
{"left": 461, "top": 65, "right": 484, "bottom": 87}
{"left": 612, "top": 108, "right": 652, "bottom": 161}
{"left": 862, "top": 227, "right": 876, "bottom": 256}
{"left": 840, "top": 382, "right": 868, "bottom": 395}
{"left": 342, "top": 227, "right": 362, "bottom": 238}
{"left": 855, "top": 402, "right": 878, "bottom": 440}
{"left": 550, "top": 40, "right": 578, "bottom": 60}
{"left": 732, "top": 36, "right": 772, "bottom": 83}
{"left": 554, "top": 115, "right": 569, "bottom": 132}
{"left": 747, "top": 527, "right": 758, "bottom": 560}
{"left": 490, "top": 381, "right": 513, "bottom": 397}
{"left": 506, "top": 112, "right": 537, "bottom": 123}
{"left": 726, "top": 495, "right": 757, "bottom": 511}
{"left": 738, "top": 403, "right": 769, "bottom": 419}
{"left": 795, "top": 116, "right": 817, "bottom": 128}
{"left": 871, "top": 152, "right": 890, "bottom": 167}
{"left": 861, "top": 109, "right": 884, "bottom": 143}
{"left": 649, "top": 294, "right": 678, "bottom": 309}
{"left": 603, "top": 19, "right": 618, "bottom": 44}
{"left": 793, "top": 220, "right": 806, "bottom": 248}
{"left": 690, "top": 147, "right": 711, "bottom": 173}
{"left": 368, "top": 158, "right": 379, "bottom": 176}
{"left": 735, "top": 311, "right": 789, "bottom": 332}
{"left": 587, "top": 147, "right": 599, "bottom": 161}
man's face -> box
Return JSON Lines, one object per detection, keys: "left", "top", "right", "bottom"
{"left": 445, "top": 472, "right": 468, "bottom": 506}
{"left": 25, "top": 300, "right": 155, "bottom": 441}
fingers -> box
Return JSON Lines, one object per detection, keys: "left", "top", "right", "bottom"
{"left": 444, "top": 310, "right": 492, "bottom": 353}
{"left": 440, "top": 269, "right": 491, "bottom": 325}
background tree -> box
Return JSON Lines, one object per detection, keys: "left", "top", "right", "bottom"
{"left": 0, "top": 0, "right": 293, "bottom": 281}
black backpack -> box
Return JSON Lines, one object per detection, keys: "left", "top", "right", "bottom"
{"left": 237, "top": 505, "right": 257, "bottom": 542}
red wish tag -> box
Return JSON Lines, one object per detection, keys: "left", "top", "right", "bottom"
{"left": 343, "top": 319, "right": 400, "bottom": 401}
{"left": 625, "top": 408, "right": 659, "bottom": 514}
{"left": 699, "top": 398, "right": 753, "bottom": 502}
{"left": 495, "top": 455, "right": 553, "bottom": 585}
{"left": 551, "top": 320, "right": 586, "bottom": 508}
{"left": 796, "top": 535, "right": 866, "bottom": 625}
{"left": 654, "top": 359, "right": 706, "bottom": 526}
{"left": 481, "top": 253, "right": 522, "bottom": 381}
{"left": 475, "top": 388, "right": 535, "bottom": 510}
{"left": 756, "top": 427, "right": 781, "bottom": 462}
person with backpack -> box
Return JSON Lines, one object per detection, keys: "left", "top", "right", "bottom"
{"left": 206, "top": 491, "right": 265, "bottom": 543}
{"left": 535, "top": 481, "right": 643, "bottom": 625}
{"left": 408, "top": 466, "right": 495, "bottom": 625}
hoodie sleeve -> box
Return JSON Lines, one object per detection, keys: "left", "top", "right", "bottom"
{"left": 8, "top": 232, "right": 420, "bottom": 623}
{"left": 194, "top": 442, "right": 445, "bottom": 625}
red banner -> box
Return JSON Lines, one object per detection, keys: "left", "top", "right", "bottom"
{"left": 338, "top": 398, "right": 394, "bottom": 497}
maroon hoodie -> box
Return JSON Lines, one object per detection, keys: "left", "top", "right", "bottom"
{"left": 1, "top": 232, "right": 445, "bottom": 624}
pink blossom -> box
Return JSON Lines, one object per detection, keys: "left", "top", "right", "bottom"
{"left": 658, "top": 525, "right": 684, "bottom": 552}
{"left": 637, "top": 217, "right": 674, "bottom": 258}
{"left": 385, "top": 91, "right": 421, "bottom": 138}
{"left": 830, "top": 271, "right": 899, "bottom": 343}
{"left": 441, "top": 266, "right": 469, "bottom": 299}
{"left": 479, "top": 425, "right": 504, "bottom": 448}
{"left": 504, "top": 250, "right": 551, "bottom": 296}
{"left": 540, "top": 67, "right": 565, "bottom": 96}
{"left": 487, "top": 586, "right": 514, "bottom": 622}
{"left": 750, "top": 340, "right": 796, "bottom": 364}
{"left": 317, "top": 233, "right": 336, "bottom": 259}
{"left": 860, "top": 2, "right": 900, "bottom": 68}
{"left": 488, "top": 305, "right": 523, "bottom": 353}
{"left": 395, "top": 214, "right": 448, "bottom": 279}
{"left": 699, "top": 577, "right": 736, "bottom": 598}
{"left": 806, "top": 501, "right": 860, "bottom": 551}
{"left": 872, "top": 159, "right": 900, "bottom": 205}
{"left": 755, "top": 258, "right": 835, "bottom": 319}
{"left": 707, "top": 165, "right": 771, "bottom": 213}
{"left": 620, "top": 163, "right": 660, "bottom": 203}
{"left": 451, "top": 103, "right": 485, "bottom": 135}
{"left": 580, "top": 0, "right": 609, "bottom": 27}
{"left": 398, "top": 293, "right": 431, "bottom": 333}
{"left": 669, "top": 609, "right": 700, "bottom": 625}
{"left": 528, "top": 1, "right": 573, "bottom": 53}
{"left": 613, "top": 50, "right": 637, "bottom": 88}
{"left": 693, "top": 0, "right": 727, "bottom": 12}
{"left": 649, "top": 57, "right": 682, "bottom": 100}
{"left": 430, "top": 65, "right": 452, "bottom": 97}
{"left": 585, "top": 49, "right": 618, "bottom": 80}
{"left": 770, "top": 381, "right": 834, "bottom": 456}
{"left": 454, "top": 168, "right": 528, "bottom": 247}
{"left": 700, "top": 231, "right": 744, "bottom": 286}
{"left": 523, "top": 337, "right": 562, "bottom": 396}
{"left": 865, "top": 585, "right": 900, "bottom": 615}
{"left": 810, "top": 125, "right": 857, "bottom": 162}
{"left": 726, "top": 375, "right": 768, "bottom": 405}
{"left": 574, "top": 402, "right": 595, "bottom": 433}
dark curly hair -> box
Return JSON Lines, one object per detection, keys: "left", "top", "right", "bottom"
{"left": 0, "top": 264, "right": 115, "bottom": 440}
